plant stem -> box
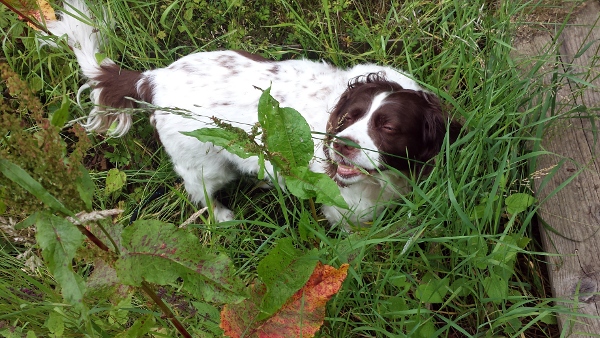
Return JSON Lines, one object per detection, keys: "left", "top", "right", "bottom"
{"left": 141, "top": 281, "right": 192, "bottom": 338}
{"left": 97, "top": 223, "right": 121, "bottom": 255}
{"left": 76, "top": 224, "right": 111, "bottom": 252}
{"left": 309, "top": 198, "right": 318, "bottom": 223}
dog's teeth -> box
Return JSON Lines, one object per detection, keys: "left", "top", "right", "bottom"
{"left": 337, "top": 163, "right": 361, "bottom": 176}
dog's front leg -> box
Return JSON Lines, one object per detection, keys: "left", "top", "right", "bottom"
{"left": 233, "top": 156, "right": 286, "bottom": 190}
{"left": 172, "top": 157, "right": 238, "bottom": 223}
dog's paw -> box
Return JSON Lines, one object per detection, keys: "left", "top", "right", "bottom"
{"left": 256, "top": 175, "right": 287, "bottom": 191}
{"left": 255, "top": 180, "right": 274, "bottom": 189}
{"left": 213, "top": 202, "right": 235, "bottom": 223}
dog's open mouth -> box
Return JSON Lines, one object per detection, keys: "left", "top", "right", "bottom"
{"left": 336, "top": 163, "right": 363, "bottom": 178}
{"left": 334, "top": 160, "right": 378, "bottom": 179}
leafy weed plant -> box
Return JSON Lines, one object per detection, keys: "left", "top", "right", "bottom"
{"left": 0, "top": 0, "right": 595, "bottom": 336}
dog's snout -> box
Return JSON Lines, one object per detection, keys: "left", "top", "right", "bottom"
{"left": 333, "top": 137, "right": 359, "bottom": 157}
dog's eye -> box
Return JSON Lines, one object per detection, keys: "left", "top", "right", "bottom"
{"left": 382, "top": 124, "right": 396, "bottom": 132}
{"left": 341, "top": 114, "right": 354, "bottom": 125}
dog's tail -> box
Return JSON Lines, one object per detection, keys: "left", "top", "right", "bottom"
{"left": 43, "top": 0, "right": 151, "bottom": 136}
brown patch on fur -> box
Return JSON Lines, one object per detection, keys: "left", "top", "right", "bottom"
{"left": 218, "top": 55, "right": 236, "bottom": 69}
{"left": 234, "top": 50, "right": 271, "bottom": 62}
{"left": 137, "top": 78, "right": 154, "bottom": 104}
{"left": 268, "top": 65, "right": 280, "bottom": 74}
{"left": 168, "top": 62, "right": 205, "bottom": 76}
{"left": 94, "top": 64, "right": 154, "bottom": 108}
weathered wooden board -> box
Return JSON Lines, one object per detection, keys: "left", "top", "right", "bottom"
{"left": 514, "top": 1, "right": 600, "bottom": 336}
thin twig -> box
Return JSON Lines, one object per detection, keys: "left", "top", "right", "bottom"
{"left": 179, "top": 207, "right": 208, "bottom": 228}
{"left": 141, "top": 281, "right": 193, "bottom": 338}
{"left": 68, "top": 210, "right": 124, "bottom": 252}
{"left": 308, "top": 198, "right": 318, "bottom": 224}
{"left": 76, "top": 223, "right": 111, "bottom": 251}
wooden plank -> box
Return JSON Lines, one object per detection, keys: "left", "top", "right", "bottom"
{"left": 514, "top": 1, "right": 600, "bottom": 336}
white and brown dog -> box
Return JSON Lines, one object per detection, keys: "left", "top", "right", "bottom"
{"left": 45, "top": 0, "right": 460, "bottom": 226}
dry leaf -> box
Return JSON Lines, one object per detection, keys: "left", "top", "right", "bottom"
{"left": 221, "top": 262, "right": 349, "bottom": 338}
{"left": 13, "top": 0, "right": 56, "bottom": 29}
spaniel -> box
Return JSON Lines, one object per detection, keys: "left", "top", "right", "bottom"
{"left": 45, "top": 0, "right": 460, "bottom": 227}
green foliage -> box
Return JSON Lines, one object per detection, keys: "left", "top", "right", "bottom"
{"left": 0, "top": 160, "right": 74, "bottom": 217}
{"left": 117, "top": 219, "right": 246, "bottom": 304}
{"left": 505, "top": 192, "right": 536, "bottom": 215}
{"left": 0, "top": 62, "right": 92, "bottom": 219}
{"left": 256, "top": 237, "right": 318, "bottom": 320}
{"left": 35, "top": 212, "right": 86, "bottom": 313}
{"left": 415, "top": 272, "right": 449, "bottom": 304}
{"left": 104, "top": 168, "right": 127, "bottom": 196}
{"left": 257, "top": 88, "right": 314, "bottom": 171}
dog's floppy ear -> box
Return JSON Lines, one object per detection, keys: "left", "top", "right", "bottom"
{"left": 415, "top": 91, "right": 461, "bottom": 175}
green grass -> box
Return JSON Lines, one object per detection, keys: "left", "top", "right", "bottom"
{"left": 0, "top": 0, "right": 596, "bottom": 336}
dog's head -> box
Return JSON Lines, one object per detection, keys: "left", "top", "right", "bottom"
{"left": 324, "top": 73, "right": 460, "bottom": 186}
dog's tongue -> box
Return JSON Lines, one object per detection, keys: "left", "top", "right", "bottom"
{"left": 337, "top": 163, "right": 362, "bottom": 177}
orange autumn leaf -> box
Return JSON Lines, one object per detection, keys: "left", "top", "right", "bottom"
{"left": 11, "top": 0, "right": 56, "bottom": 29}
{"left": 221, "top": 262, "right": 349, "bottom": 338}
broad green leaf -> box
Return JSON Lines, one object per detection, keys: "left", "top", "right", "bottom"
{"left": 406, "top": 315, "right": 437, "bottom": 338}
{"left": 192, "top": 302, "right": 224, "bottom": 336}
{"left": 503, "top": 316, "right": 523, "bottom": 335}
{"left": 389, "top": 274, "right": 411, "bottom": 294}
{"left": 467, "top": 236, "right": 488, "bottom": 256}
{"left": 415, "top": 272, "right": 449, "bottom": 304}
{"left": 287, "top": 167, "right": 348, "bottom": 209}
{"left": 297, "top": 210, "right": 314, "bottom": 242}
{"left": 50, "top": 95, "right": 70, "bottom": 128}
{"left": 75, "top": 165, "right": 94, "bottom": 210}
{"left": 86, "top": 251, "right": 133, "bottom": 302}
{"left": 1, "top": 328, "right": 22, "bottom": 338}
{"left": 488, "top": 234, "right": 530, "bottom": 276}
{"left": 47, "top": 311, "right": 65, "bottom": 336}
{"left": 36, "top": 212, "right": 86, "bottom": 313}
{"left": 114, "top": 315, "right": 155, "bottom": 338}
{"left": 516, "top": 236, "right": 531, "bottom": 249}
{"left": 95, "top": 52, "right": 108, "bottom": 64}
{"left": 490, "top": 235, "right": 528, "bottom": 263}
{"left": 470, "top": 204, "right": 486, "bottom": 220}
{"left": 256, "top": 237, "right": 319, "bottom": 320}
{"left": 450, "top": 278, "right": 472, "bottom": 297}
{"left": 257, "top": 88, "right": 313, "bottom": 169}
{"left": 116, "top": 220, "right": 245, "bottom": 304}
{"left": 483, "top": 274, "right": 508, "bottom": 303}
{"left": 105, "top": 168, "right": 126, "bottom": 196}
{"left": 110, "top": 296, "right": 133, "bottom": 325}
{"left": 539, "top": 311, "right": 558, "bottom": 325}
{"left": 29, "top": 75, "right": 43, "bottom": 92}
{"left": 14, "top": 212, "right": 40, "bottom": 230}
{"left": 181, "top": 128, "right": 254, "bottom": 159}
{"left": 505, "top": 193, "right": 535, "bottom": 215}
{"left": 387, "top": 295, "right": 408, "bottom": 313}
{"left": 0, "top": 159, "right": 73, "bottom": 216}
{"left": 334, "top": 231, "right": 368, "bottom": 263}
